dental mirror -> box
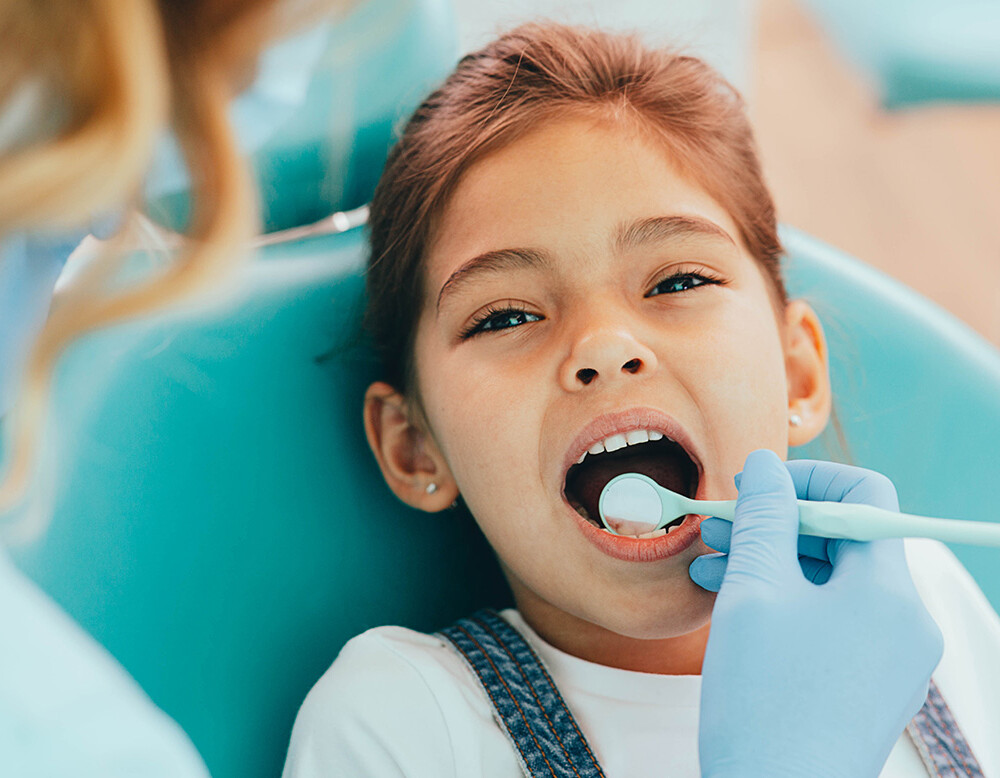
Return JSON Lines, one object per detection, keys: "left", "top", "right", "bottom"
{"left": 598, "top": 475, "right": 663, "bottom": 536}
{"left": 598, "top": 472, "right": 1000, "bottom": 547}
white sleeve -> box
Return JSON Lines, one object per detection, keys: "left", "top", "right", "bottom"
{"left": 282, "top": 630, "right": 458, "bottom": 778}
{"left": 0, "top": 551, "right": 209, "bottom": 778}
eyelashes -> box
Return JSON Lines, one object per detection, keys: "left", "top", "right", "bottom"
{"left": 645, "top": 269, "right": 724, "bottom": 297}
{"left": 458, "top": 305, "right": 543, "bottom": 339}
{"left": 458, "top": 270, "right": 726, "bottom": 340}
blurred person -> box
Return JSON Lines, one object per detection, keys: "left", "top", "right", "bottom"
{"left": 0, "top": 1, "right": 346, "bottom": 773}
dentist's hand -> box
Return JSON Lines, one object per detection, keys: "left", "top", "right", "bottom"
{"left": 690, "top": 450, "right": 943, "bottom": 778}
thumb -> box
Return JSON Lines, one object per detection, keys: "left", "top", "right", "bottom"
{"left": 723, "top": 449, "right": 801, "bottom": 585}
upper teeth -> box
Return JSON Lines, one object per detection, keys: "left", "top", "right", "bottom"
{"left": 576, "top": 429, "right": 670, "bottom": 464}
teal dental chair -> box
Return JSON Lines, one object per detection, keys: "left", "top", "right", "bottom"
{"left": 7, "top": 8, "right": 1000, "bottom": 778}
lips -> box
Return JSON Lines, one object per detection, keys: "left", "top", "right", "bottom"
{"left": 565, "top": 436, "right": 698, "bottom": 526}
{"left": 566, "top": 499, "right": 707, "bottom": 562}
{"left": 560, "top": 408, "right": 704, "bottom": 486}
{"left": 557, "top": 408, "right": 708, "bottom": 560}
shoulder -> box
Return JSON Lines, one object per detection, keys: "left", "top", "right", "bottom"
{"left": 904, "top": 538, "right": 1000, "bottom": 634}
{"left": 297, "top": 625, "right": 480, "bottom": 715}
{"left": 904, "top": 538, "right": 1000, "bottom": 656}
{"left": 284, "top": 625, "right": 490, "bottom": 778}
{"left": 903, "top": 539, "right": 1000, "bottom": 775}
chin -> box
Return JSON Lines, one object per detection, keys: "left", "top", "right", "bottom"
{"left": 595, "top": 577, "right": 716, "bottom": 640}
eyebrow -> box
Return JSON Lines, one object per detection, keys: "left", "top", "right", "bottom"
{"left": 436, "top": 247, "right": 548, "bottom": 313}
{"left": 435, "top": 214, "right": 736, "bottom": 314}
{"left": 614, "top": 214, "right": 737, "bottom": 252}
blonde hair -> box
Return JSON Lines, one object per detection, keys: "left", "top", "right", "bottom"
{"left": 0, "top": 0, "right": 335, "bottom": 525}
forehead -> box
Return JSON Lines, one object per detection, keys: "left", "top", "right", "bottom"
{"left": 426, "top": 115, "right": 749, "bottom": 285}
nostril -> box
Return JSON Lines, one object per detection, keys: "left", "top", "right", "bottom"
{"left": 622, "top": 358, "right": 642, "bottom": 374}
{"left": 576, "top": 368, "right": 597, "bottom": 385}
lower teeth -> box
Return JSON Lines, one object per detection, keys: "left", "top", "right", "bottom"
{"left": 573, "top": 502, "right": 592, "bottom": 521}
{"left": 570, "top": 499, "right": 685, "bottom": 538}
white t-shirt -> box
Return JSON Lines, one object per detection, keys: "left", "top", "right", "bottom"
{"left": 283, "top": 539, "right": 1000, "bottom": 777}
{"left": 0, "top": 548, "right": 210, "bottom": 778}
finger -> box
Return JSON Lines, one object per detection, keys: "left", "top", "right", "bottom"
{"left": 723, "top": 449, "right": 801, "bottom": 583}
{"left": 785, "top": 459, "right": 899, "bottom": 511}
{"left": 702, "top": 516, "right": 831, "bottom": 563}
{"left": 691, "top": 550, "right": 832, "bottom": 590}
{"left": 699, "top": 517, "right": 731, "bottom": 553}
{"left": 689, "top": 552, "right": 726, "bottom": 592}
{"left": 797, "top": 533, "right": 830, "bottom": 563}
{"left": 799, "top": 554, "right": 832, "bottom": 584}
{"left": 786, "top": 460, "right": 907, "bottom": 578}
{"left": 826, "top": 537, "right": 909, "bottom": 586}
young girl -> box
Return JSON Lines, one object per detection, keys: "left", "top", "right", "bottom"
{"left": 283, "top": 22, "right": 1000, "bottom": 777}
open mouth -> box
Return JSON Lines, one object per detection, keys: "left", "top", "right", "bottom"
{"left": 564, "top": 432, "right": 700, "bottom": 538}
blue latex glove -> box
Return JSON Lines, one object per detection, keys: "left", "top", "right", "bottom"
{"left": 690, "top": 450, "right": 943, "bottom": 778}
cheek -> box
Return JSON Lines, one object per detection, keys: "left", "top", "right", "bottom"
{"left": 696, "top": 306, "right": 790, "bottom": 455}
{"left": 424, "top": 366, "right": 519, "bottom": 451}
{"left": 415, "top": 338, "right": 543, "bottom": 493}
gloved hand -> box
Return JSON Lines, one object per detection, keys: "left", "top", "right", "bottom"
{"left": 690, "top": 450, "right": 944, "bottom": 778}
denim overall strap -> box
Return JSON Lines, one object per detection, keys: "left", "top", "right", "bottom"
{"left": 437, "top": 609, "right": 606, "bottom": 778}
{"left": 906, "top": 678, "right": 985, "bottom": 777}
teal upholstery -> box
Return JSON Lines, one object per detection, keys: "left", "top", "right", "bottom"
{"left": 802, "top": 0, "right": 1000, "bottom": 107}
{"left": 7, "top": 225, "right": 1000, "bottom": 778}
{"left": 783, "top": 225, "right": 1000, "bottom": 603}
{"left": 9, "top": 229, "right": 511, "bottom": 778}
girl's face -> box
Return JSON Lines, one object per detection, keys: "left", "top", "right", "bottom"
{"left": 366, "top": 115, "right": 831, "bottom": 672}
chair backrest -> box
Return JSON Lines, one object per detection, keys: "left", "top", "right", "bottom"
{"left": 9, "top": 223, "right": 1000, "bottom": 778}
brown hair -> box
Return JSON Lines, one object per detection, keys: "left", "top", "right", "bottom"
{"left": 365, "top": 21, "right": 852, "bottom": 464}
{"left": 366, "top": 22, "right": 787, "bottom": 396}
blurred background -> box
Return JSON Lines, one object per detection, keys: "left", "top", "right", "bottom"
{"left": 454, "top": 0, "right": 1000, "bottom": 345}
{"left": 753, "top": 0, "right": 1000, "bottom": 348}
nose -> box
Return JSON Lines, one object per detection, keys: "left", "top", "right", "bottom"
{"left": 558, "top": 323, "right": 658, "bottom": 391}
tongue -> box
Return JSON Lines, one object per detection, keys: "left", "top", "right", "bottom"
{"left": 570, "top": 445, "right": 693, "bottom": 523}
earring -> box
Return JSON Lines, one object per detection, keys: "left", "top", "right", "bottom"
{"left": 425, "top": 483, "right": 438, "bottom": 495}
{"left": 789, "top": 412, "right": 803, "bottom": 427}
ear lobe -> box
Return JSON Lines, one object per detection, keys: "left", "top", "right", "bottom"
{"left": 783, "top": 300, "right": 833, "bottom": 446}
{"left": 363, "top": 381, "right": 460, "bottom": 511}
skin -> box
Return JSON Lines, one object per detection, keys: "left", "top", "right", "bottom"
{"left": 365, "top": 114, "right": 832, "bottom": 675}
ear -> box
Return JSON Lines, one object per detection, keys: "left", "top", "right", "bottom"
{"left": 783, "top": 299, "right": 833, "bottom": 447}
{"left": 363, "top": 381, "right": 460, "bottom": 512}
